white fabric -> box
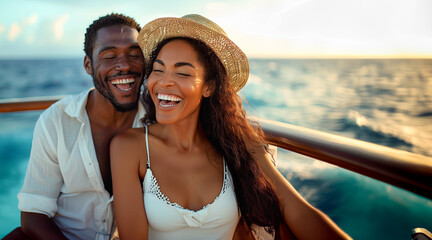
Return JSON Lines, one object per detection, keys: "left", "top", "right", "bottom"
{"left": 18, "top": 88, "right": 146, "bottom": 240}
{"left": 143, "top": 126, "right": 240, "bottom": 240}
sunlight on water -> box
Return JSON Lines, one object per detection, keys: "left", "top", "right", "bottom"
{"left": 242, "top": 59, "right": 432, "bottom": 240}
{"left": 244, "top": 59, "right": 432, "bottom": 157}
{"left": 276, "top": 149, "right": 432, "bottom": 240}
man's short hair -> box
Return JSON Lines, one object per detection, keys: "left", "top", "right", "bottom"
{"left": 84, "top": 13, "right": 141, "bottom": 61}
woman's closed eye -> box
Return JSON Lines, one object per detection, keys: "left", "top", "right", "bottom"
{"left": 177, "top": 72, "right": 191, "bottom": 77}
{"left": 152, "top": 68, "right": 164, "bottom": 73}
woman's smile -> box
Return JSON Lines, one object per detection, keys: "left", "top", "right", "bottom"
{"left": 157, "top": 93, "right": 182, "bottom": 108}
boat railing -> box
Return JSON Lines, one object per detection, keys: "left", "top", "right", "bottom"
{"left": 0, "top": 96, "right": 65, "bottom": 113}
{"left": 1, "top": 96, "right": 432, "bottom": 200}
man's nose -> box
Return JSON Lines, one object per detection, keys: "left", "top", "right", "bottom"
{"left": 115, "top": 55, "right": 130, "bottom": 72}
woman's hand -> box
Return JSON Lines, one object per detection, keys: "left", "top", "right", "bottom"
{"left": 254, "top": 145, "right": 352, "bottom": 240}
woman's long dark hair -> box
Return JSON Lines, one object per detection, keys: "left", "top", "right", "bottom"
{"left": 143, "top": 37, "right": 283, "bottom": 234}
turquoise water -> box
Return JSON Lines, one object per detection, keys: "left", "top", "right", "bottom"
{"left": 1, "top": 59, "right": 431, "bottom": 239}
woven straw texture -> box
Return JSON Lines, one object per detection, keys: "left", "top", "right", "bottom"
{"left": 137, "top": 14, "right": 249, "bottom": 91}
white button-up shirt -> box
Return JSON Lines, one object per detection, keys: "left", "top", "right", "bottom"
{"left": 18, "top": 89, "right": 146, "bottom": 240}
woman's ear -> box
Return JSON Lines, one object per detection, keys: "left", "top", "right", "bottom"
{"left": 203, "top": 81, "right": 216, "bottom": 98}
{"left": 84, "top": 56, "right": 93, "bottom": 75}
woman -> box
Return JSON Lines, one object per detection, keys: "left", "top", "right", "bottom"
{"left": 110, "top": 14, "right": 351, "bottom": 240}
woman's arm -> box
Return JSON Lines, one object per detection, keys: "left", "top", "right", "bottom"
{"left": 254, "top": 146, "right": 352, "bottom": 240}
{"left": 110, "top": 130, "right": 148, "bottom": 240}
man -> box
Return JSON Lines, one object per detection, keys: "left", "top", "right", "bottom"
{"left": 10, "top": 13, "right": 145, "bottom": 240}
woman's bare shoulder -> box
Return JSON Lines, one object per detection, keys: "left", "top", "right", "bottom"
{"left": 116, "top": 127, "right": 145, "bottom": 140}
{"left": 110, "top": 127, "right": 147, "bottom": 174}
{"left": 111, "top": 127, "right": 146, "bottom": 151}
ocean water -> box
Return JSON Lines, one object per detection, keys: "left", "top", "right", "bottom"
{"left": 1, "top": 59, "right": 431, "bottom": 239}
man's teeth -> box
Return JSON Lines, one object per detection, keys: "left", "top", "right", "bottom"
{"left": 111, "top": 78, "right": 135, "bottom": 85}
{"left": 158, "top": 94, "right": 181, "bottom": 102}
{"left": 111, "top": 78, "right": 135, "bottom": 91}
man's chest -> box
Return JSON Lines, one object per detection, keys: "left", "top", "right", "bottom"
{"left": 91, "top": 130, "right": 115, "bottom": 195}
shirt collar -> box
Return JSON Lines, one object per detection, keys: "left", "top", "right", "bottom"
{"left": 64, "top": 88, "right": 93, "bottom": 122}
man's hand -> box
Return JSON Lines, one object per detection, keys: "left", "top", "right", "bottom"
{"left": 21, "top": 212, "right": 68, "bottom": 240}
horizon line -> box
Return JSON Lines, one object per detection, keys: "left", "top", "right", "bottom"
{"left": 1, "top": 55, "right": 432, "bottom": 60}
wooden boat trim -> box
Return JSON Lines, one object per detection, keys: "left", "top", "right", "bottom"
{"left": 0, "top": 96, "right": 64, "bottom": 113}
{"left": 1, "top": 96, "right": 431, "bottom": 200}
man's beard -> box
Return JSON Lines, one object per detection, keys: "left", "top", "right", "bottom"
{"left": 92, "top": 74, "right": 141, "bottom": 112}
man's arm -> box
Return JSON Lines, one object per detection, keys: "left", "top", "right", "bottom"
{"left": 21, "top": 212, "right": 68, "bottom": 240}
{"left": 18, "top": 112, "right": 67, "bottom": 239}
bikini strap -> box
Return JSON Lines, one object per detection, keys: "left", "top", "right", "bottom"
{"left": 145, "top": 125, "right": 150, "bottom": 169}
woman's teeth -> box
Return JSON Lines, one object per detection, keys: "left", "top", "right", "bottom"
{"left": 158, "top": 93, "right": 181, "bottom": 107}
{"left": 158, "top": 93, "right": 181, "bottom": 102}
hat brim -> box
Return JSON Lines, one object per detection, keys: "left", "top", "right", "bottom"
{"left": 137, "top": 17, "right": 249, "bottom": 91}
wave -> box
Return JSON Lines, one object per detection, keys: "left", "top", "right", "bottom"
{"left": 346, "top": 111, "right": 432, "bottom": 156}
{"left": 347, "top": 111, "right": 411, "bottom": 144}
{"left": 417, "top": 111, "right": 432, "bottom": 117}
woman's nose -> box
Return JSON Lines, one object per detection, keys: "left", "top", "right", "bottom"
{"left": 158, "top": 72, "right": 174, "bottom": 87}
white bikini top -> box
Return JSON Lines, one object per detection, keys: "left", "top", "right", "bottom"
{"left": 143, "top": 125, "right": 240, "bottom": 240}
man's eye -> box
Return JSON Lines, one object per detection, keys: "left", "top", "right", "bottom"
{"left": 129, "top": 53, "right": 142, "bottom": 58}
{"left": 102, "top": 55, "right": 116, "bottom": 60}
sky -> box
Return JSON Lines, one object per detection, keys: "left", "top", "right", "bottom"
{"left": 1, "top": 0, "right": 432, "bottom": 59}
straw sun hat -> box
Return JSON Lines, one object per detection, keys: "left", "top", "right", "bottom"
{"left": 137, "top": 14, "right": 249, "bottom": 91}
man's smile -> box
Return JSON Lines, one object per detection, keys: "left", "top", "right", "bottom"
{"left": 111, "top": 78, "right": 136, "bottom": 91}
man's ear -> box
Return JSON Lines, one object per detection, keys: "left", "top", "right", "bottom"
{"left": 203, "top": 81, "right": 216, "bottom": 98}
{"left": 84, "top": 56, "right": 92, "bottom": 75}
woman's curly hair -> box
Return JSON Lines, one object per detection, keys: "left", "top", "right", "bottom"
{"left": 142, "top": 37, "right": 283, "bottom": 235}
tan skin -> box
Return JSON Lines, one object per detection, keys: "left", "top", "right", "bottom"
{"left": 21, "top": 24, "right": 144, "bottom": 240}
{"left": 111, "top": 39, "right": 352, "bottom": 240}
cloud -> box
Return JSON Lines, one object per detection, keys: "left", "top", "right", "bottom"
{"left": 26, "top": 35, "right": 34, "bottom": 43}
{"left": 203, "top": 0, "right": 432, "bottom": 58}
{"left": 6, "top": 14, "right": 38, "bottom": 42}
{"left": 24, "top": 14, "right": 38, "bottom": 25}
{"left": 53, "top": 15, "right": 69, "bottom": 41}
{"left": 7, "top": 23, "right": 21, "bottom": 41}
